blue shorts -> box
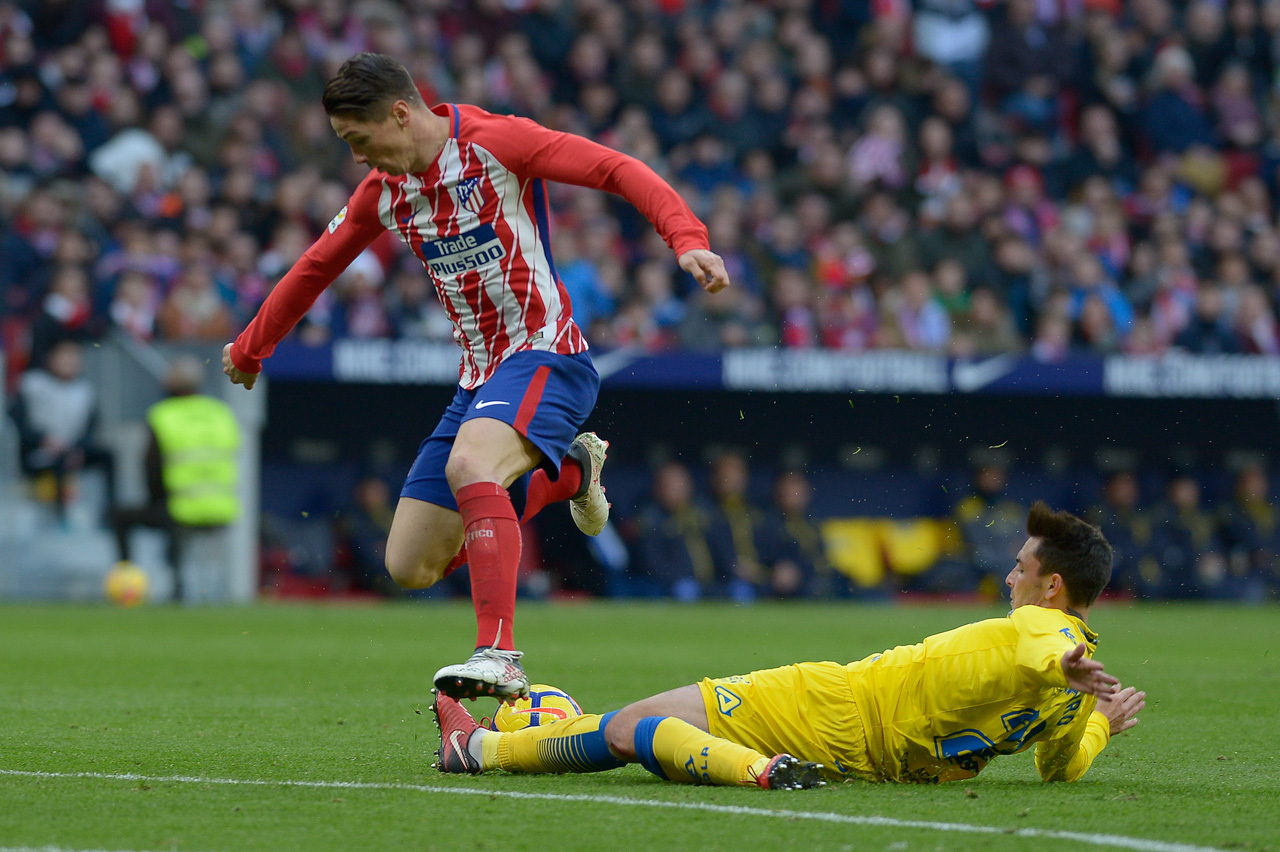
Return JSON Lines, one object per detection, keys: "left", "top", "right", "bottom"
{"left": 401, "top": 350, "right": 599, "bottom": 513}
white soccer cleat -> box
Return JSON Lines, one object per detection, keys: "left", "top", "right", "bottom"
{"left": 567, "top": 431, "right": 610, "bottom": 536}
{"left": 433, "top": 647, "right": 530, "bottom": 701}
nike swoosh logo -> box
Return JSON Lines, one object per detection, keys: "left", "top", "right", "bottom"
{"left": 952, "top": 355, "right": 1017, "bottom": 392}
{"left": 474, "top": 400, "right": 510, "bottom": 409}
{"left": 449, "top": 730, "right": 468, "bottom": 762}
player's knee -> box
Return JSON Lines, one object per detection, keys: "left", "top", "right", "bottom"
{"left": 603, "top": 711, "right": 639, "bottom": 760}
{"left": 384, "top": 547, "right": 446, "bottom": 589}
{"left": 444, "top": 450, "right": 491, "bottom": 492}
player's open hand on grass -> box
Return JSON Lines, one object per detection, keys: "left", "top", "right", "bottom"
{"left": 678, "top": 249, "right": 731, "bottom": 293}
{"left": 222, "top": 343, "right": 259, "bottom": 390}
{"left": 1096, "top": 685, "right": 1145, "bottom": 736}
{"left": 1060, "top": 642, "right": 1120, "bottom": 697}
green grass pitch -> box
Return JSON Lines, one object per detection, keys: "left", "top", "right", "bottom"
{"left": 1, "top": 601, "right": 1276, "bottom": 852}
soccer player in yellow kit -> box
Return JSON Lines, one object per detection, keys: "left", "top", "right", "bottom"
{"left": 434, "top": 502, "right": 1147, "bottom": 789}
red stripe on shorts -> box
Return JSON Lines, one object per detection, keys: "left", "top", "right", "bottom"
{"left": 514, "top": 365, "right": 551, "bottom": 434}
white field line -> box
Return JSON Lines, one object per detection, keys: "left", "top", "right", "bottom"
{"left": 1, "top": 848, "right": 215, "bottom": 852}
{"left": 0, "top": 768, "right": 1231, "bottom": 852}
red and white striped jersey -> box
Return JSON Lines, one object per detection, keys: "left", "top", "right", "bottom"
{"left": 231, "top": 103, "right": 710, "bottom": 388}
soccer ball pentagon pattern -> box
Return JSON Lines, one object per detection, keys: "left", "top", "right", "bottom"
{"left": 489, "top": 684, "right": 583, "bottom": 732}
{"left": 104, "top": 562, "right": 149, "bottom": 607}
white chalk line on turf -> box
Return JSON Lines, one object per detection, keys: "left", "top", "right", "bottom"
{"left": 1, "top": 847, "right": 213, "bottom": 852}
{"left": 0, "top": 769, "right": 1227, "bottom": 852}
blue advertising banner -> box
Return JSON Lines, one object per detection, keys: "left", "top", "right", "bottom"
{"left": 263, "top": 340, "right": 1280, "bottom": 399}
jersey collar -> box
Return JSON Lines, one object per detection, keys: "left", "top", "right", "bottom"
{"left": 1066, "top": 608, "right": 1099, "bottom": 649}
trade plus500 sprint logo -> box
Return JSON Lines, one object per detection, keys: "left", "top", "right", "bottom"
{"left": 419, "top": 223, "right": 506, "bottom": 276}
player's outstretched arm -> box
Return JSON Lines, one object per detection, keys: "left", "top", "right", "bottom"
{"left": 678, "top": 249, "right": 731, "bottom": 293}
{"left": 226, "top": 173, "right": 384, "bottom": 382}
{"left": 1060, "top": 642, "right": 1120, "bottom": 697}
{"left": 1094, "top": 685, "right": 1145, "bottom": 736}
{"left": 222, "top": 343, "right": 259, "bottom": 390}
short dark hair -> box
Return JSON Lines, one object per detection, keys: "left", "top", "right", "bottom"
{"left": 322, "top": 53, "right": 423, "bottom": 121}
{"left": 1026, "top": 501, "right": 1113, "bottom": 607}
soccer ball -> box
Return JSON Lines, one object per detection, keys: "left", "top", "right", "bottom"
{"left": 489, "top": 684, "right": 582, "bottom": 732}
{"left": 104, "top": 562, "right": 149, "bottom": 607}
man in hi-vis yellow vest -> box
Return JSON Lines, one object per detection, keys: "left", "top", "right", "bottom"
{"left": 111, "top": 355, "right": 241, "bottom": 600}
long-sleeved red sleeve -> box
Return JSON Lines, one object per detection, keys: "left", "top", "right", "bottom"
{"left": 229, "top": 173, "right": 385, "bottom": 374}
{"left": 460, "top": 107, "right": 709, "bottom": 258}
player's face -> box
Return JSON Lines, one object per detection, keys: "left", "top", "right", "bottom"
{"left": 1006, "top": 536, "right": 1050, "bottom": 608}
{"left": 330, "top": 111, "right": 412, "bottom": 176}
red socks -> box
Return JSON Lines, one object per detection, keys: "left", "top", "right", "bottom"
{"left": 456, "top": 482, "right": 520, "bottom": 650}
{"left": 520, "top": 460, "right": 583, "bottom": 523}
{"left": 449, "top": 458, "right": 584, "bottom": 648}
{"left": 446, "top": 457, "right": 584, "bottom": 575}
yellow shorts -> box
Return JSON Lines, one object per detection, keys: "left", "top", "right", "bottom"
{"left": 697, "top": 662, "right": 874, "bottom": 781}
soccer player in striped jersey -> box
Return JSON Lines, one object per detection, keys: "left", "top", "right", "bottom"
{"left": 222, "top": 53, "right": 731, "bottom": 702}
{"left": 434, "top": 503, "right": 1146, "bottom": 789}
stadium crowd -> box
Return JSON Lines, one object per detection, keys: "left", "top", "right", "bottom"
{"left": 6, "top": 0, "right": 1280, "bottom": 378}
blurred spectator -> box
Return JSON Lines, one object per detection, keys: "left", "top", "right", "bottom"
{"left": 891, "top": 270, "right": 951, "bottom": 352}
{"left": 912, "top": 0, "right": 989, "bottom": 92}
{"left": 1140, "top": 46, "right": 1215, "bottom": 155}
{"left": 29, "top": 264, "right": 105, "bottom": 368}
{"left": 859, "top": 192, "right": 918, "bottom": 279}
{"left": 917, "top": 195, "right": 991, "bottom": 281}
{"left": 1186, "top": 0, "right": 1229, "bottom": 89}
{"left": 334, "top": 475, "right": 401, "bottom": 596}
{"left": 384, "top": 266, "right": 450, "bottom": 342}
{"left": 1063, "top": 106, "right": 1138, "bottom": 196}
{"left": 8, "top": 340, "right": 112, "bottom": 517}
{"left": 758, "top": 470, "right": 840, "bottom": 598}
{"left": 983, "top": 0, "right": 1077, "bottom": 134}
{"left": 108, "top": 270, "right": 160, "bottom": 342}
{"left": 708, "top": 450, "right": 768, "bottom": 602}
{"left": 1031, "top": 311, "right": 1071, "bottom": 361}
{"left": 1218, "top": 465, "right": 1280, "bottom": 601}
{"left": 1235, "top": 284, "right": 1280, "bottom": 353}
{"left": 952, "top": 463, "right": 1026, "bottom": 596}
{"left": 950, "top": 285, "right": 1023, "bottom": 356}
{"left": 679, "top": 279, "right": 770, "bottom": 350}
{"left": 156, "top": 264, "right": 234, "bottom": 341}
{"left": 848, "top": 105, "right": 910, "bottom": 192}
{"left": 1, "top": 189, "right": 66, "bottom": 322}
{"left": 1086, "top": 471, "right": 1154, "bottom": 596}
{"left": 771, "top": 266, "right": 819, "bottom": 348}
{"left": 1175, "top": 285, "right": 1240, "bottom": 352}
{"left": 1002, "top": 165, "right": 1057, "bottom": 248}
{"left": 914, "top": 117, "right": 964, "bottom": 225}
{"left": 1147, "top": 472, "right": 1229, "bottom": 598}
{"left": 552, "top": 230, "right": 615, "bottom": 337}
{"left": 629, "top": 461, "right": 735, "bottom": 601}
{"left": 650, "top": 68, "right": 704, "bottom": 150}
{"left": 110, "top": 355, "right": 241, "bottom": 602}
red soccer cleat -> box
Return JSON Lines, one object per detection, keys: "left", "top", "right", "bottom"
{"left": 432, "top": 692, "right": 483, "bottom": 774}
{"left": 756, "top": 754, "right": 825, "bottom": 790}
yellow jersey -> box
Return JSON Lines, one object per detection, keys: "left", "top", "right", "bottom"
{"left": 845, "top": 605, "right": 1111, "bottom": 783}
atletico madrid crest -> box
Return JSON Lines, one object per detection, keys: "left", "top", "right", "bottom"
{"left": 455, "top": 176, "right": 485, "bottom": 215}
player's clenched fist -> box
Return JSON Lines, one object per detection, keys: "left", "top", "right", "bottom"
{"left": 678, "top": 249, "right": 731, "bottom": 293}
{"left": 222, "top": 342, "right": 258, "bottom": 390}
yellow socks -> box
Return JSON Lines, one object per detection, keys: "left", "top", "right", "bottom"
{"left": 635, "top": 716, "right": 769, "bottom": 786}
{"left": 480, "top": 710, "right": 770, "bottom": 787}
{"left": 486, "top": 711, "right": 626, "bottom": 774}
